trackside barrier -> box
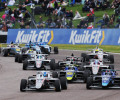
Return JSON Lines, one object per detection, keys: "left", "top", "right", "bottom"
{"left": 7, "top": 29, "right": 120, "bottom": 45}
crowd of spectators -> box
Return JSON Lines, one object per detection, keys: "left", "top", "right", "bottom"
{"left": 0, "top": 0, "right": 32, "bottom": 31}
{"left": 1, "top": 0, "right": 120, "bottom": 31}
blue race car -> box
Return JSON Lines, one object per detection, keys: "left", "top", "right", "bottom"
{"left": 86, "top": 69, "right": 120, "bottom": 89}
{"left": 36, "top": 42, "right": 58, "bottom": 54}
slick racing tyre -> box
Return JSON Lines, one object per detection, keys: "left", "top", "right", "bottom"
{"left": 18, "top": 54, "right": 22, "bottom": 63}
{"left": 52, "top": 72, "right": 58, "bottom": 78}
{"left": 86, "top": 77, "right": 93, "bottom": 89}
{"left": 54, "top": 47, "right": 58, "bottom": 54}
{"left": 50, "top": 59, "right": 55, "bottom": 70}
{"left": 15, "top": 53, "right": 19, "bottom": 62}
{"left": 84, "top": 70, "right": 91, "bottom": 83}
{"left": 60, "top": 77, "right": 67, "bottom": 89}
{"left": 109, "top": 55, "right": 114, "bottom": 64}
{"left": 55, "top": 80, "right": 61, "bottom": 92}
{"left": 2, "top": 49, "right": 8, "bottom": 57}
{"left": 23, "top": 60, "right": 28, "bottom": 70}
{"left": 20, "top": 79, "right": 27, "bottom": 92}
{"left": 81, "top": 53, "right": 86, "bottom": 62}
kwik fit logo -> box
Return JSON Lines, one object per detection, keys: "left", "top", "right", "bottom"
{"left": 15, "top": 30, "right": 54, "bottom": 44}
{"left": 69, "top": 30, "right": 105, "bottom": 45}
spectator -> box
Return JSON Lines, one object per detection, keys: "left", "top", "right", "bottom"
{"left": 5, "top": 7, "right": 9, "bottom": 15}
{"left": 95, "top": 0, "right": 102, "bottom": 10}
{"left": 1, "top": 22, "right": 8, "bottom": 32}
{"left": 65, "top": 10, "right": 70, "bottom": 19}
{"left": 115, "top": 16, "right": 120, "bottom": 28}
{"left": 54, "top": 1, "right": 58, "bottom": 9}
{"left": 20, "top": 20, "right": 25, "bottom": 28}
{"left": 10, "top": 14, "right": 15, "bottom": 23}
{"left": 23, "top": 10, "right": 30, "bottom": 21}
{"left": 9, "top": 8, "right": 13, "bottom": 16}
{"left": 87, "top": 23, "right": 94, "bottom": 29}
{"left": 13, "top": 8, "right": 18, "bottom": 18}
{"left": 69, "top": 10, "right": 74, "bottom": 18}
{"left": 103, "top": 13, "right": 109, "bottom": 25}
{"left": 18, "top": 11, "right": 23, "bottom": 20}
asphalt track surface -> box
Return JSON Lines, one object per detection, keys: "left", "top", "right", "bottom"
{"left": 0, "top": 50, "right": 120, "bottom": 100}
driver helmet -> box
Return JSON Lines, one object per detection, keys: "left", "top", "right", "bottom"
{"left": 43, "top": 72, "right": 48, "bottom": 77}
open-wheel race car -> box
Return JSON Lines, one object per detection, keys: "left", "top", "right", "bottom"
{"left": 86, "top": 69, "right": 120, "bottom": 89}
{"left": 81, "top": 47, "right": 114, "bottom": 64}
{"left": 20, "top": 71, "right": 67, "bottom": 92}
{"left": 57, "top": 64, "right": 89, "bottom": 83}
{"left": 57, "top": 53, "right": 83, "bottom": 68}
{"left": 23, "top": 54, "right": 56, "bottom": 70}
{"left": 1, "top": 43, "right": 21, "bottom": 57}
{"left": 15, "top": 47, "right": 41, "bottom": 63}
{"left": 36, "top": 42, "right": 58, "bottom": 54}
{"left": 83, "top": 59, "right": 114, "bottom": 76}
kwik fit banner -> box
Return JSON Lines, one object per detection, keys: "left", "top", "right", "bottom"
{"left": 7, "top": 29, "right": 120, "bottom": 45}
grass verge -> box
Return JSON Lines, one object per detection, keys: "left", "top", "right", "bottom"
{"left": 50, "top": 44, "right": 120, "bottom": 53}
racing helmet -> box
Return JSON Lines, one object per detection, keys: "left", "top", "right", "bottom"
{"left": 43, "top": 72, "right": 48, "bottom": 77}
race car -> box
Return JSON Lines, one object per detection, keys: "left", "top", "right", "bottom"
{"left": 86, "top": 69, "right": 120, "bottom": 89}
{"left": 22, "top": 42, "right": 42, "bottom": 53}
{"left": 57, "top": 53, "right": 83, "bottom": 69}
{"left": 57, "top": 64, "right": 89, "bottom": 83}
{"left": 23, "top": 54, "right": 56, "bottom": 70}
{"left": 83, "top": 59, "right": 114, "bottom": 75}
{"left": 36, "top": 42, "right": 58, "bottom": 54}
{"left": 15, "top": 47, "right": 40, "bottom": 63}
{"left": 20, "top": 71, "right": 67, "bottom": 92}
{"left": 81, "top": 47, "right": 114, "bottom": 64}
{"left": 1, "top": 43, "right": 21, "bottom": 57}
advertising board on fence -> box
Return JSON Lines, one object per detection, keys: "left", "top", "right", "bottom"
{"left": 7, "top": 29, "right": 120, "bottom": 45}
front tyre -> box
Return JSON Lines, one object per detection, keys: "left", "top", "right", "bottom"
{"left": 60, "top": 77, "right": 67, "bottom": 90}
{"left": 86, "top": 77, "right": 93, "bottom": 89}
{"left": 20, "top": 79, "right": 27, "bottom": 92}
{"left": 55, "top": 80, "right": 61, "bottom": 92}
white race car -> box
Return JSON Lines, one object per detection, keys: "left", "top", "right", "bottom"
{"left": 20, "top": 71, "right": 67, "bottom": 92}
{"left": 83, "top": 59, "right": 114, "bottom": 75}
{"left": 81, "top": 47, "right": 114, "bottom": 64}
{"left": 23, "top": 54, "right": 56, "bottom": 70}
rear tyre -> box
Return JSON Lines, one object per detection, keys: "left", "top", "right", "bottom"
{"left": 52, "top": 72, "right": 58, "bottom": 78}
{"left": 18, "top": 54, "right": 22, "bottom": 63}
{"left": 50, "top": 59, "right": 55, "bottom": 70}
{"left": 60, "top": 77, "right": 67, "bottom": 89}
{"left": 55, "top": 80, "right": 61, "bottom": 92}
{"left": 109, "top": 55, "right": 114, "bottom": 64}
{"left": 2, "top": 49, "right": 8, "bottom": 57}
{"left": 81, "top": 53, "right": 86, "bottom": 62}
{"left": 86, "top": 55, "right": 89, "bottom": 62}
{"left": 54, "top": 47, "right": 58, "bottom": 54}
{"left": 20, "top": 79, "right": 27, "bottom": 92}
{"left": 86, "top": 77, "right": 93, "bottom": 89}
{"left": 15, "top": 53, "right": 18, "bottom": 62}
{"left": 23, "top": 60, "right": 28, "bottom": 70}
